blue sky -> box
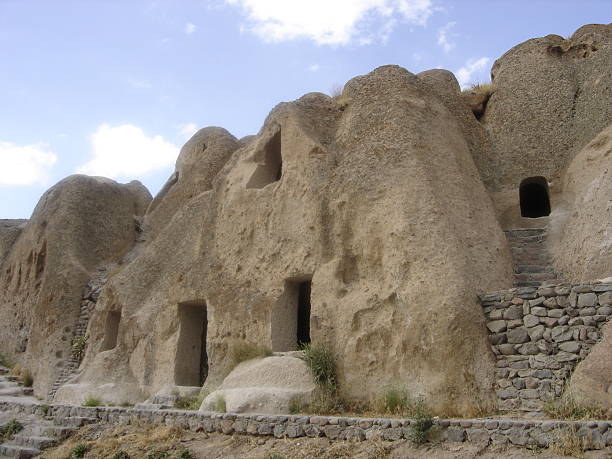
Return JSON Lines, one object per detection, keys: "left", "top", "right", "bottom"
{"left": 1, "top": 0, "right": 609, "bottom": 218}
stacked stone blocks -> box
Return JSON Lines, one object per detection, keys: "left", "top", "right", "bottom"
{"left": 480, "top": 281, "right": 611, "bottom": 413}
{"left": 1, "top": 400, "right": 611, "bottom": 449}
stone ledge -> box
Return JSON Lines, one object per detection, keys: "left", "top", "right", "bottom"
{"left": 1, "top": 400, "right": 610, "bottom": 449}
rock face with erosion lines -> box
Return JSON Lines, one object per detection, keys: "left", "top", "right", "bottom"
{"left": 1, "top": 24, "right": 610, "bottom": 418}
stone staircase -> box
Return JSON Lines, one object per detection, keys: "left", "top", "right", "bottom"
{"left": 0, "top": 369, "right": 98, "bottom": 458}
{"left": 47, "top": 266, "right": 113, "bottom": 401}
{"left": 505, "top": 228, "right": 563, "bottom": 287}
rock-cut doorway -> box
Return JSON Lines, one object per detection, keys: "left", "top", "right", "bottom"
{"left": 174, "top": 301, "right": 208, "bottom": 387}
{"left": 519, "top": 176, "right": 551, "bottom": 218}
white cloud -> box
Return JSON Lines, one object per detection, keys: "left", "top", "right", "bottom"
{"left": 128, "top": 79, "right": 153, "bottom": 89}
{"left": 185, "top": 23, "right": 196, "bottom": 34}
{"left": 437, "top": 21, "right": 456, "bottom": 53}
{"left": 225, "top": 0, "right": 433, "bottom": 45}
{"left": 456, "top": 57, "right": 490, "bottom": 89}
{"left": 0, "top": 141, "right": 57, "bottom": 186}
{"left": 76, "top": 124, "right": 179, "bottom": 180}
{"left": 308, "top": 63, "right": 320, "bottom": 72}
{"left": 178, "top": 123, "right": 199, "bottom": 139}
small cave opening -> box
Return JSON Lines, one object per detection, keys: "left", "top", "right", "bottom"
{"left": 101, "top": 310, "right": 121, "bottom": 351}
{"left": 271, "top": 278, "right": 312, "bottom": 352}
{"left": 174, "top": 301, "right": 208, "bottom": 387}
{"left": 246, "top": 129, "right": 282, "bottom": 189}
{"left": 519, "top": 176, "right": 551, "bottom": 218}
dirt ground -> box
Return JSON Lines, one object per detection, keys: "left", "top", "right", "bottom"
{"left": 40, "top": 423, "right": 612, "bottom": 459}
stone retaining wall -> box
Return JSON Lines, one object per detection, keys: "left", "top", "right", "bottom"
{"left": 479, "top": 281, "right": 611, "bottom": 414}
{"left": 1, "top": 400, "right": 610, "bottom": 450}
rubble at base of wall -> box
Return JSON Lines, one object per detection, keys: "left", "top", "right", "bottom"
{"left": 1, "top": 400, "right": 611, "bottom": 450}
{"left": 479, "top": 281, "right": 611, "bottom": 414}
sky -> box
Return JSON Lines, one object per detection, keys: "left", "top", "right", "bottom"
{"left": 0, "top": 1, "right": 609, "bottom": 218}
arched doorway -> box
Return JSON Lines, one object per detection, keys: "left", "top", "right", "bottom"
{"left": 519, "top": 177, "right": 551, "bottom": 218}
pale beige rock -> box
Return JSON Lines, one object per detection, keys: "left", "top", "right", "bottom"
{"left": 549, "top": 125, "right": 612, "bottom": 281}
{"left": 569, "top": 320, "right": 612, "bottom": 416}
{"left": 145, "top": 127, "right": 239, "bottom": 239}
{"left": 482, "top": 23, "right": 612, "bottom": 228}
{"left": 0, "top": 220, "right": 27, "bottom": 262}
{"left": 65, "top": 65, "right": 512, "bottom": 415}
{"left": 0, "top": 175, "right": 151, "bottom": 396}
{"left": 201, "top": 356, "right": 315, "bottom": 414}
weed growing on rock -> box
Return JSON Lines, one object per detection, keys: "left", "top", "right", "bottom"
{"left": 146, "top": 451, "right": 169, "bottom": 458}
{"left": 213, "top": 395, "right": 226, "bottom": 413}
{"left": 83, "top": 395, "right": 102, "bottom": 407}
{"left": 70, "top": 443, "right": 89, "bottom": 458}
{"left": 301, "top": 343, "right": 337, "bottom": 393}
{"left": 0, "top": 419, "right": 23, "bottom": 441}
{"left": 288, "top": 396, "right": 304, "bottom": 414}
{"left": 71, "top": 336, "right": 88, "bottom": 361}
{"left": 230, "top": 342, "right": 272, "bottom": 368}
{"left": 178, "top": 450, "right": 194, "bottom": 459}
{"left": 40, "top": 404, "right": 50, "bottom": 415}
{"left": 19, "top": 369, "right": 33, "bottom": 387}
{"left": 464, "top": 82, "right": 493, "bottom": 96}
{"left": 379, "top": 385, "right": 410, "bottom": 414}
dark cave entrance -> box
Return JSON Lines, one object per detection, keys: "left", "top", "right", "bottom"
{"left": 271, "top": 278, "right": 312, "bottom": 351}
{"left": 101, "top": 310, "right": 121, "bottom": 351}
{"left": 520, "top": 177, "right": 551, "bottom": 218}
{"left": 175, "top": 301, "right": 208, "bottom": 387}
{"left": 296, "top": 281, "right": 312, "bottom": 347}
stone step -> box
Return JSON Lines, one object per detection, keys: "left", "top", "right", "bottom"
{"left": 0, "top": 444, "right": 41, "bottom": 459}
{"left": 53, "top": 417, "right": 98, "bottom": 428}
{"left": 504, "top": 228, "right": 546, "bottom": 237}
{"left": 515, "top": 272, "right": 559, "bottom": 282}
{"left": 30, "top": 424, "right": 74, "bottom": 440}
{"left": 515, "top": 265, "right": 555, "bottom": 273}
{"left": 11, "top": 434, "right": 56, "bottom": 449}
{"left": 514, "top": 281, "right": 543, "bottom": 287}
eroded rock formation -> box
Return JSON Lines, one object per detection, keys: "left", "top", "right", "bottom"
{"left": 1, "top": 24, "right": 610, "bottom": 417}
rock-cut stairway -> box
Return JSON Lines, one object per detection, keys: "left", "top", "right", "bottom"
{"left": 505, "top": 228, "right": 563, "bottom": 287}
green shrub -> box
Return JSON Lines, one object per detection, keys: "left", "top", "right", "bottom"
{"left": 145, "top": 451, "right": 169, "bottom": 459}
{"left": 288, "top": 396, "right": 304, "bottom": 414}
{"left": 213, "top": 395, "right": 226, "bottom": 413}
{"left": 301, "top": 343, "right": 337, "bottom": 393}
{"left": 409, "top": 400, "right": 434, "bottom": 444}
{"left": 178, "top": 450, "right": 194, "bottom": 459}
{"left": 112, "top": 451, "right": 130, "bottom": 459}
{"left": 70, "top": 443, "right": 89, "bottom": 458}
{"left": 230, "top": 342, "right": 272, "bottom": 368}
{"left": 40, "top": 404, "right": 50, "bottom": 416}
{"left": 82, "top": 395, "right": 102, "bottom": 407}
{"left": 0, "top": 419, "right": 24, "bottom": 441}
{"left": 174, "top": 394, "right": 204, "bottom": 411}
{"left": 381, "top": 386, "right": 409, "bottom": 414}
{"left": 71, "top": 336, "right": 88, "bottom": 360}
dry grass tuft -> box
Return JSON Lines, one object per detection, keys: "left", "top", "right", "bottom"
{"left": 230, "top": 342, "right": 272, "bottom": 368}
{"left": 549, "top": 426, "right": 588, "bottom": 458}
{"left": 174, "top": 394, "right": 205, "bottom": 411}
{"left": 543, "top": 391, "right": 606, "bottom": 420}
{"left": 43, "top": 424, "right": 190, "bottom": 459}
{"left": 464, "top": 82, "right": 493, "bottom": 96}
